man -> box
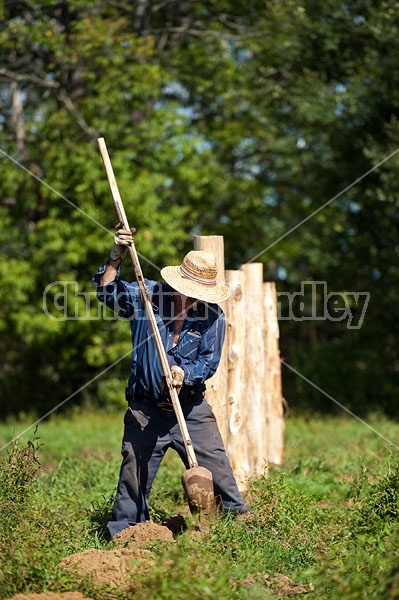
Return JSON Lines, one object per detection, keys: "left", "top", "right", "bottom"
{"left": 93, "top": 226, "right": 251, "bottom": 538}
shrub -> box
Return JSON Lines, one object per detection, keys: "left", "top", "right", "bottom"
{"left": 0, "top": 433, "right": 41, "bottom": 535}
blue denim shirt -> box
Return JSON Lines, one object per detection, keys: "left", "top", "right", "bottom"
{"left": 92, "top": 262, "right": 226, "bottom": 403}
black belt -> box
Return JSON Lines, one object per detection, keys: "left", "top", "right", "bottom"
{"left": 130, "top": 387, "right": 204, "bottom": 412}
{"left": 155, "top": 400, "right": 175, "bottom": 412}
{"left": 157, "top": 387, "right": 204, "bottom": 411}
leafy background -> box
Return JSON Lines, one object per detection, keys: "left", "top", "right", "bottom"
{"left": 1, "top": 0, "right": 398, "bottom": 417}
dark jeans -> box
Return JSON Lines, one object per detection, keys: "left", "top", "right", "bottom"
{"left": 107, "top": 397, "right": 249, "bottom": 538}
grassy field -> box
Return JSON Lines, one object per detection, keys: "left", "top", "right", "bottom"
{"left": 0, "top": 409, "right": 398, "bottom": 599}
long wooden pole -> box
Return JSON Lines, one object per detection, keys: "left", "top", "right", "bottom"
{"left": 97, "top": 138, "right": 198, "bottom": 469}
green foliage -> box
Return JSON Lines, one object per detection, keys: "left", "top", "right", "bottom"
{"left": 0, "top": 433, "right": 40, "bottom": 533}
{"left": 349, "top": 457, "right": 399, "bottom": 533}
{"left": 310, "top": 458, "right": 399, "bottom": 600}
{"left": 0, "top": 412, "right": 398, "bottom": 598}
{"left": 0, "top": 0, "right": 399, "bottom": 417}
{"left": 0, "top": 424, "right": 121, "bottom": 597}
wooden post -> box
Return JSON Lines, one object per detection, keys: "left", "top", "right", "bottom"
{"left": 264, "top": 282, "right": 285, "bottom": 465}
{"left": 191, "top": 238, "right": 285, "bottom": 481}
{"left": 225, "top": 270, "right": 250, "bottom": 491}
{"left": 241, "top": 263, "right": 268, "bottom": 479}
{"left": 193, "top": 235, "right": 228, "bottom": 442}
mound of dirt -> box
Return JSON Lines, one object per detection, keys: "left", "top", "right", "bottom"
{"left": 242, "top": 573, "right": 310, "bottom": 596}
{"left": 112, "top": 520, "right": 175, "bottom": 547}
{"left": 58, "top": 521, "right": 174, "bottom": 590}
{"left": 59, "top": 546, "right": 154, "bottom": 589}
{"left": 8, "top": 522, "right": 179, "bottom": 598}
{"left": 264, "top": 573, "right": 310, "bottom": 596}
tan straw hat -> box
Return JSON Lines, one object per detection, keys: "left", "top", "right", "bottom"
{"left": 161, "top": 250, "right": 230, "bottom": 303}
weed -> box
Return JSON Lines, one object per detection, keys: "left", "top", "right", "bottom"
{"left": 89, "top": 493, "right": 115, "bottom": 542}
{"left": 0, "top": 411, "right": 398, "bottom": 599}
{"left": 0, "top": 432, "right": 41, "bottom": 535}
{"left": 349, "top": 456, "right": 399, "bottom": 534}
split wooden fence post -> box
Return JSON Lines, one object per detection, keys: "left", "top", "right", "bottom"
{"left": 191, "top": 237, "right": 284, "bottom": 485}
{"left": 240, "top": 262, "right": 268, "bottom": 479}
{"left": 264, "top": 282, "right": 285, "bottom": 466}
{"left": 225, "top": 269, "right": 250, "bottom": 491}
{"left": 193, "top": 235, "right": 229, "bottom": 442}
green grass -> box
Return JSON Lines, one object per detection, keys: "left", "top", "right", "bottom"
{"left": 0, "top": 410, "right": 398, "bottom": 599}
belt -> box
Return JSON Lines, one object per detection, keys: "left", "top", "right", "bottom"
{"left": 129, "top": 387, "right": 204, "bottom": 412}
{"left": 156, "top": 401, "right": 175, "bottom": 412}
{"left": 156, "top": 388, "right": 203, "bottom": 411}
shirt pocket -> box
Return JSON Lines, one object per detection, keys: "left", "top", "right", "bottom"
{"left": 178, "top": 331, "right": 201, "bottom": 358}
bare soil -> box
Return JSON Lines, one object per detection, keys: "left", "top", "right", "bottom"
{"left": 6, "top": 520, "right": 308, "bottom": 599}
{"left": 242, "top": 572, "right": 310, "bottom": 596}
{"left": 112, "top": 519, "right": 175, "bottom": 546}
{"left": 6, "top": 521, "right": 177, "bottom": 599}
{"left": 58, "top": 521, "right": 175, "bottom": 590}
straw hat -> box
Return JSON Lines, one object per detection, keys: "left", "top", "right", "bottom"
{"left": 161, "top": 250, "right": 230, "bottom": 303}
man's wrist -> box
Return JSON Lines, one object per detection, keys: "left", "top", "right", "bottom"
{"left": 100, "top": 258, "right": 121, "bottom": 286}
{"left": 108, "top": 257, "right": 122, "bottom": 268}
{"left": 109, "top": 245, "right": 124, "bottom": 262}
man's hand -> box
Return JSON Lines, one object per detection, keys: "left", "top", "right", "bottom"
{"left": 170, "top": 365, "right": 184, "bottom": 388}
{"left": 109, "top": 223, "right": 136, "bottom": 262}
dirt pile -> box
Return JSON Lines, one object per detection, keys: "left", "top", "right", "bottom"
{"left": 6, "top": 521, "right": 180, "bottom": 600}
{"left": 113, "top": 519, "right": 175, "bottom": 547}
{"left": 242, "top": 572, "right": 310, "bottom": 596}
{"left": 59, "top": 546, "right": 154, "bottom": 588}
{"left": 58, "top": 521, "right": 174, "bottom": 590}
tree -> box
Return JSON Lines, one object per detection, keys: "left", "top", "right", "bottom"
{"left": 0, "top": 0, "right": 398, "bottom": 417}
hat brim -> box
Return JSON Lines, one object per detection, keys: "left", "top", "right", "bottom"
{"left": 161, "top": 265, "right": 230, "bottom": 303}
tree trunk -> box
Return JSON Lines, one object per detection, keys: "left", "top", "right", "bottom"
{"left": 134, "top": 0, "right": 152, "bottom": 33}
{"left": 11, "top": 82, "right": 26, "bottom": 161}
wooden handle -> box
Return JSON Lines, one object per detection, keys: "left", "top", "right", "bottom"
{"left": 97, "top": 138, "right": 198, "bottom": 468}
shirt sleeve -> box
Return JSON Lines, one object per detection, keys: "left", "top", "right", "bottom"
{"left": 177, "top": 309, "right": 226, "bottom": 386}
{"left": 92, "top": 260, "right": 141, "bottom": 319}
